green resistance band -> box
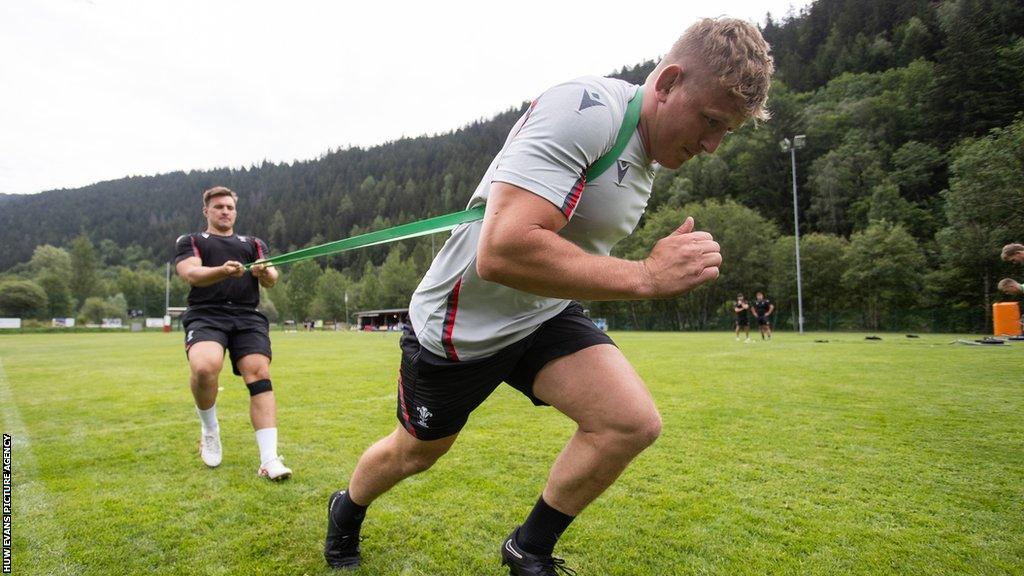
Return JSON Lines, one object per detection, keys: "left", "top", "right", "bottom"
{"left": 247, "top": 205, "right": 486, "bottom": 269}
{"left": 249, "top": 87, "right": 643, "bottom": 270}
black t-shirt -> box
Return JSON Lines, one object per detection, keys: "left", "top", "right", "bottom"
{"left": 734, "top": 301, "right": 749, "bottom": 320}
{"left": 174, "top": 232, "right": 270, "bottom": 307}
{"left": 753, "top": 298, "right": 772, "bottom": 316}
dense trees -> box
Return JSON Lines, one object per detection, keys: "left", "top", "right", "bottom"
{"left": 281, "top": 260, "right": 322, "bottom": 322}
{"left": 936, "top": 116, "right": 1024, "bottom": 327}
{"left": 69, "top": 234, "right": 99, "bottom": 305}
{"left": 0, "top": 280, "right": 48, "bottom": 319}
{"left": 309, "top": 268, "right": 351, "bottom": 322}
{"left": 842, "top": 222, "right": 926, "bottom": 329}
{"left": 769, "top": 233, "right": 848, "bottom": 327}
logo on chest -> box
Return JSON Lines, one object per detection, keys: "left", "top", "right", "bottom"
{"left": 578, "top": 90, "right": 605, "bottom": 112}
{"left": 616, "top": 160, "right": 630, "bottom": 186}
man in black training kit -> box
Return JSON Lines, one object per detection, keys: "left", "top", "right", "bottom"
{"left": 752, "top": 291, "right": 774, "bottom": 340}
{"left": 734, "top": 294, "right": 751, "bottom": 342}
{"left": 174, "top": 186, "right": 292, "bottom": 480}
{"left": 324, "top": 17, "right": 773, "bottom": 574}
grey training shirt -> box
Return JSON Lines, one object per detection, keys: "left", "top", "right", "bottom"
{"left": 410, "top": 76, "right": 655, "bottom": 361}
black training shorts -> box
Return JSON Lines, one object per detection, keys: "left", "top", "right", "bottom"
{"left": 756, "top": 315, "right": 771, "bottom": 327}
{"left": 182, "top": 305, "right": 272, "bottom": 376}
{"left": 396, "top": 301, "right": 614, "bottom": 441}
{"left": 735, "top": 316, "right": 750, "bottom": 328}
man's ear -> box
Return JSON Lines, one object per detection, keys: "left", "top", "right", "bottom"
{"left": 655, "top": 64, "right": 684, "bottom": 99}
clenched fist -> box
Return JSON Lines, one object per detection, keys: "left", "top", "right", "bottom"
{"left": 221, "top": 260, "right": 245, "bottom": 278}
{"left": 639, "top": 217, "right": 721, "bottom": 298}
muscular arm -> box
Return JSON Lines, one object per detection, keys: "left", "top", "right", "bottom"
{"left": 176, "top": 257, "right": 244, "bottom": 287}
{"left": 475, "top": 183, "right": 721, "bottom": 301}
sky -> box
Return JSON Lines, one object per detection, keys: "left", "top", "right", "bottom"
{"left": 0, "top": 0, "right": 811, "bottom": 196}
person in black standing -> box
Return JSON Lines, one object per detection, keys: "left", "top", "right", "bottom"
{"left": 734, "top": 294, "right": 751, "bottom": 342}
{"left": 174, "top": 186, "right": 292, "bottom": 480}
{"left": 752, "top": 291, "right": 774, "bottom": 340}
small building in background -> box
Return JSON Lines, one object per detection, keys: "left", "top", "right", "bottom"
{"left": 354, "top": 308, "right": 409, "bottom": 331}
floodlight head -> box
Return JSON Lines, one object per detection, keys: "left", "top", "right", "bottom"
{"left": 779, "top": 138, "right": 791, "bottom": 152}
{"left": 794, "top": 135, "right": 807, "bottom": 149}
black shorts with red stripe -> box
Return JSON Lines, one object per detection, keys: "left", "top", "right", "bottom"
{"left": 182, "top": 305, "right": 272, "bottom": 376}
{"left": 395, "top": 302, "right": 614, "bottom": 441}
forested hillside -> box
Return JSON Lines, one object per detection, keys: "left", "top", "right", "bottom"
{"left": 2, "top": 0, "right": 1022, "bottom": 332}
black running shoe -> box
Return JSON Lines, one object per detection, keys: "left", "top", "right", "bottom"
{"left": 500, "top": 526, "right": 577, "bottom": 576}
{"left": 324, "top": 490, "right": 361, "bottom": 570}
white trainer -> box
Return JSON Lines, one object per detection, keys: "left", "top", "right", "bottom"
{"left": 258, "top": 456, "right": 292, "bottom": 481}
{"left": 199, "top": 430, "right": 222, "bottom": 468}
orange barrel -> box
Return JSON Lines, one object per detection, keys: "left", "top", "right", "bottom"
{"left": 993, "top": 301, "right": 1022, "bottom": 336}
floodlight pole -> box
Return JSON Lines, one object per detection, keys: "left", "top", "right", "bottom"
{"left": 784, "top": 136, "right": 806, "bottom": 334}
{"left": 344, "top": 291, "right": 349, "bottom": 328}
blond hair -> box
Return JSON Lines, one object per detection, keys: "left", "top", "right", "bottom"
{"left": 997, "top": 278, "right": 1021, "bottom": 294}
{"left": 659, "top": 17, "right": 774, "bottom": 121}
{"left": 1001, "top": 243, "right": 1024, "bottom": 261}
{"left": 203, "top": 186, "right": 238, "bottom": 206}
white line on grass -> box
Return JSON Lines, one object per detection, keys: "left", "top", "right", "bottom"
{"left": 0, "top": 359, "right": 81, "bottom": 576}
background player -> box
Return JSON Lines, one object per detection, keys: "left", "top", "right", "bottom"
{"left": 734, "top": 293, "right": 751, "bottom": 342}
{"left": 752, "top": 291, "right": 774, "bottom": 340}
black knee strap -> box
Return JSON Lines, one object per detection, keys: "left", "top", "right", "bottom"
{"left": 246, "top": 379, "right": 272, "bottom": 396}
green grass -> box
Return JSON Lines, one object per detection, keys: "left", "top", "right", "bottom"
{"left": 1, "top": 331, "right": 1022, "bottom": 575}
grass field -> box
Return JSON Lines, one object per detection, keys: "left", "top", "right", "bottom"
{"left": 1, "top": 330, "right": 1022, "bottom": 576}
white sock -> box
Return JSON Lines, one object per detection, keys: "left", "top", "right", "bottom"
{"left": 197, "top": 405, "right": 219, "bottom": 434}
{"left": 255, "top": 427, "right": 278, "bottom": 465}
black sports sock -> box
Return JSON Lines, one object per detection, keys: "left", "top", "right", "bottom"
{"left": 516, "top": 496, "right": 576, "bottom": 556}
{"left": 332, "top": 489, "right": 368, "bottom": 532}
